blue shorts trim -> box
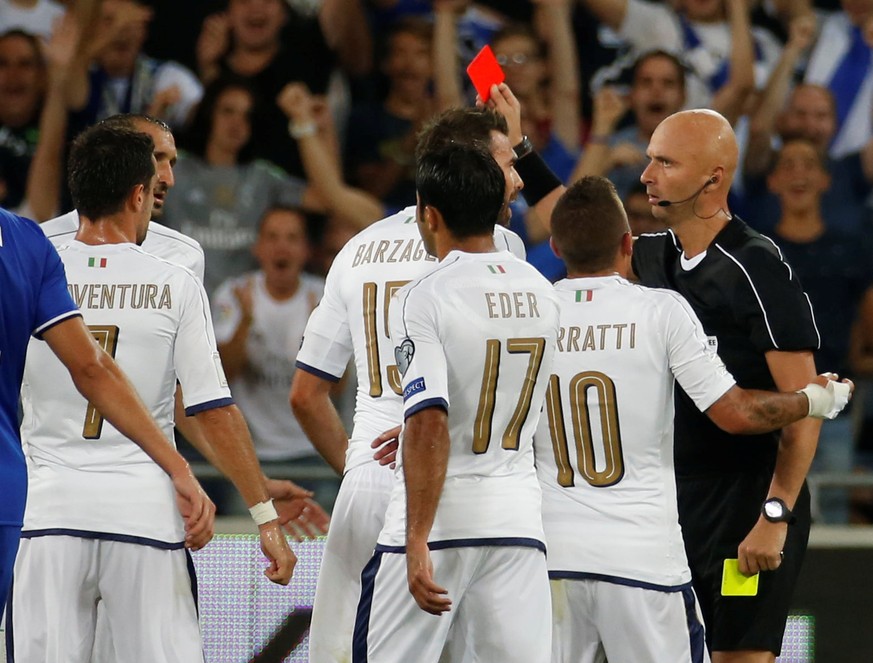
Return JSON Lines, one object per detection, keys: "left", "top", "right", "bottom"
{"left": 683, "top": 585, "right": 707, "bottom": 663}
{"left": 295, "top": 361, "right": 341, "bottom": 383}
{"left": 547, "top": 570, "right": 693, "bottom": 593}
{"left": 20, "top": 528, "right": 185, "bottom": 550}
{"left": 375, "top": 536, "right": 546, "bottom": 555}
{"left": 184, "top": 397, "right": 235, "bottom": 416}
{"left": 352, "top": 548, "right": 385, "bottom": 663}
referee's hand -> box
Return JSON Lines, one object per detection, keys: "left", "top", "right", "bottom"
{"left": 737, "top": 517, "right": 787, "bottom": 575}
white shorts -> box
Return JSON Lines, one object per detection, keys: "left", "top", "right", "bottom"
{"left": 8, "top": 535, "right": 203, "bottom": 663}
{"left": 550, "top": 577, "right": 710, "bottom": 663}
{"left": 354, "top": 544, "right": 551, "bottom": 663}
{"left": 309, "top": 462, "right": 395, "bottom": 663}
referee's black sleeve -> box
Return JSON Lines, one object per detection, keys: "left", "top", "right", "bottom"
{"left": 724, "top": 240, "right": 820, "bottom": 354}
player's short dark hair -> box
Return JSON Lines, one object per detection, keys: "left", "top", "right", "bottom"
{"left": 100, "top": 113, "right": 172, "bottom": 136}
{"left": 551, "top": 176, "right": 629, "bottom": 273}
{"left": 415, "top": 108, "right": 508, "bottom": 162}
{"left": 416, "top": 142, "right": 504, "bottom": 239}
{"left": 68, "top": 125, "right": 155, "bottom": 220}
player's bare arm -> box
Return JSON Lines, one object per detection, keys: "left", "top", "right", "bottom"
{"left": 738, "top": 350, "right": 821, "bottom": 576}
{"left": 174, "top": 386, "right": 328, "bottom": 539}
{"left": 194, "top": 404, "right": 297, "bottom": 584}
{"left": 706, "top": 373, "right": 853, "bottom": 435}
{"left": 404, "top": 406, "right": 452, "bottom": 616}
{"left": 289, "top": 369, "right": 349, "bottom": 475}
{"left": 43, "top": 316, "right": 215, "bottom": 550}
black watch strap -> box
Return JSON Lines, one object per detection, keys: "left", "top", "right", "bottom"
{"left": 761, "top": 497, "right": 797, "bottom": 525}
{"left": 513, "top": 135, "right": 534, "bottom": 160}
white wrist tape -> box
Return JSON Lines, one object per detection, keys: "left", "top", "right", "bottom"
{"left": 799, "top": 380, "right": 851, "bottom": 419}
{"left": 249, "top": 500, "right": 279, "bottom": 526}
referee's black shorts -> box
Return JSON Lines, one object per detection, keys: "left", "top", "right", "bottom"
{"left": 677, "top": 470, "right": 811, "bottom": 655}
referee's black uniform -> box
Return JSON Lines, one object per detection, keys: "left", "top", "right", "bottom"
{"left": 632, "top": 216, "right": 819, "bottom": 655}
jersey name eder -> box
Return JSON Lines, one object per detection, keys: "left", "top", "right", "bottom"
{"left": 534, "top": 276, "right": 735, "bottom": 587}
{"left": 21, "top": 241, "right": 231, "bottom": 545}
{"left": 295, "top": 206, "right": 526, "bottom": 474}
{"left": 378, "top": 250, "right": 559, "bottom": 547}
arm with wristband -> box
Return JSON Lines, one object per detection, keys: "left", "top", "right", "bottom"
{"left": 193, "top": 404, "right": 297, "bottom": 585}
{"left": 482, "top": 83, "right": 566, "bottom": 234}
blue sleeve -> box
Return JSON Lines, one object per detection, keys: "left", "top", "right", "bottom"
{"left": 30, "top": 223, "right": 80, "bottom": 337}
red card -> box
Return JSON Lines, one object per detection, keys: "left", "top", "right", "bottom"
{"left": 466, "top": 45, "right": 505, "bottom": 103}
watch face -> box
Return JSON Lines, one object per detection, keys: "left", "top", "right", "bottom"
{"left": 764, "top": 501, "right": 785, "bottom": 519}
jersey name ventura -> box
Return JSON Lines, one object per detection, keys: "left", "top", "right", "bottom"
{"left": 21, "top": 241, "right": 231, "bottom": 546}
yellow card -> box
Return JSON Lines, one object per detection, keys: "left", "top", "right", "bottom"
{"left": 721, "top": 559, "right": 759, "bottom": 596}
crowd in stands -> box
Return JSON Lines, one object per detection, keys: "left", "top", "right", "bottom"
{"left": 2, "top": 0, "right": 872, "bottom": 521}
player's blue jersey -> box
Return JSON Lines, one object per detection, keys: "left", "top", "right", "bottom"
{"left": 0, "top": 208, "right": 80, "bottom": 526}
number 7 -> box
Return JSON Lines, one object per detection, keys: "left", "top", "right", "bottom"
{"left": 82, "top": 325, "right": 120, "bottom": 439}
{"left": 472, "top": 337, "right": 546, "bottom": 453}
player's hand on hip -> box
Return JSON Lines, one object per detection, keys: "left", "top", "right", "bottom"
{"left": 259, "top": 521, "right": 297, "bottom": 585}
{"left": 406, "top": 543, "right": 452, "bottom": 615}
{"left": 172, "top": 467, "right": 215, "bottom": 550}
{"left": 372, "top": 425, "right": 401, "bottom": 469}
{"left": 737, "top": 517, "right": 787, "bottom": 575}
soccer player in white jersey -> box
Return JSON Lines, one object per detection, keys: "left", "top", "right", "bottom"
{"left": 39, "top": 113, "right": 324, "bottom": 533}
{"left": 352, "top": 142, "right": 559, "bottom": 662}
{"left": 40, "top": 114, "right": 206, "bottom": 278}
{"left": 538, "top": 176, "right": 853, "bottom": 663}
{"left": 9, "top": 124, "right": 296, "bottom": 662}
{"left": 291, "top": 107, "right": 531, "bottom": 662}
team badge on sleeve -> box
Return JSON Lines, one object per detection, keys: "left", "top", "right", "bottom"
{"left": 395, "top": 338, "right": 415, "bottom": 376}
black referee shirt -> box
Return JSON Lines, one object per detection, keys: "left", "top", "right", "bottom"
{"left": 632, "top": 216, "right": 820, "bottom": 477}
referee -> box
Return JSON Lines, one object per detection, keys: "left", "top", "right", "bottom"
{"left": 632, "top": 109, "right": 820, "bottom": 663}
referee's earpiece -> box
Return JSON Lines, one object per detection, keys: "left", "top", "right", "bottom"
{"left": 708, "top": 176, "right": 718, "bottom": 185}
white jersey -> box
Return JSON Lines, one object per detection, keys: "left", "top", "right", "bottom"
{"left": 378, "top": 250, "right": 559, "bottom": 547}
{"left": 295, "top": 206, "right": 526, "bottom": 474}
{"left": 41, "top": 210, "right": 206, "bottom": 282}
{"left": 534, "top": 276, "right": 736, "bottom": 587}
{"left": 20, "top": 241, "right": 232, "bottom": 545}
{"left": 213, "top": 270, "right": 324, "bottom": 461}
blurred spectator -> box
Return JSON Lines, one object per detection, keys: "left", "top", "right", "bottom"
{"left": 346, "top": 18, "right": 434, "bottom": 213}
{"left": 583, "top": 0, "right": 765, "bottom": 121}
{"left": 742, "top": 78, "right": 872, "bottom": 236}
{"left": 804, "top": 0, "right": 873, "bottom": 157}
{"left": 624, "top": 181, "right": 666, "bottom": 235}
{"left": 162, "top": 77, "right": 312, "bottom": 295}
{"left": 766, "top": 137, "right": 873, "bottom": 522}
{"left": 212, "top": 206, "right": 336, "bottom": 506}
{"left": 0, "top": 0, "right": 64, "bottom": 40}
{"left": 196, "top": 0, "right": 370, "bottom": 178}
{"left": 571, "top": 50, "right": 686, "bottom": 201}
{"left": 66, "top": 0, "right": 202, "bottom": 130}
{"left": 0, "top": 29, "right": 44, "bottom": 211}
{"left": 163, "top": 76, "right": 377, "bottom": 295}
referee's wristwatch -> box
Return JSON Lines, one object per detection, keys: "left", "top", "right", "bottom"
{"left": 761, "top": 497, "right": 796, "bottom": 525}
{"left": 513, "top": 135, "right": 534, "bottom": 160}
